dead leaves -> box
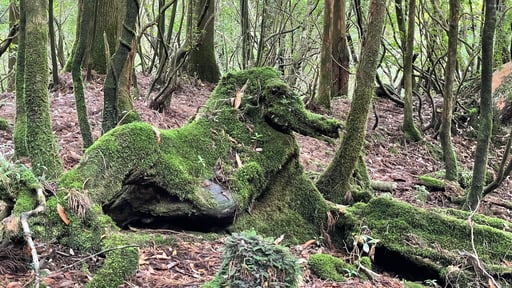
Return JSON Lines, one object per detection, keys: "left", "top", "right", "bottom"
{"left": 233, "top": 80, "right": 249, "bottom": 109}
{"left": 57, "top": 204, "right": 70, "bottom": 225}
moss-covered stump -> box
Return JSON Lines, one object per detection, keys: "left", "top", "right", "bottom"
{"left": 59, "top": 67, "right": 341, "bottom": 241}
{"left": 340, "top": 197, "right": 512, "bottom": 287}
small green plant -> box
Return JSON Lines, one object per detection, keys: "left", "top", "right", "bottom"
{"left": 414, "top": 185, "right": 429, "bottom": 202}
{"left": 0, "top": 118, "right": 9, "bottom": 131}
{"left": 205, "top": 230, "right": 300, "bottom": 288}
{"left": 352, "top": 226, "right": 380, "bottom": 257}
{"left": 424, "top": 279, "right": 438, "bottom": 287}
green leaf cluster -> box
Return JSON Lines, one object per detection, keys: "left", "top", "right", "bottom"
{"left": 205, "top": 230, "right": 300, "bottom": 288}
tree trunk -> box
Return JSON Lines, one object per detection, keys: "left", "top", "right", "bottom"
{"left": 466, "top": 0, "right": 496, "bottom": 210}
{"left": 401, "top": 0, "right": 422, "bottom": 141}
{"left": 316, "top": 0, "right": 386, "bottom": 204}
{"left": 7, "top": 0, "right": 18, "bottom": 92}
{"left": 13, "top": 0, "right": 27, "bottom": 158}
{"left": 102, "top": 0, "right": 140, "bottom": 134}
{"left": 332, "top": 0, "right": 350, "bottom": 97}
{"left": 24, "top": 0, "right": 63, "bottom": 178}
{"left": 240, "top": 0, "right": 251, "bottom": 69}
{"left": 66, "top": 0, "right": 123, "bottom": 75}
{"left": 72, "top": 0, "right": 94, "bottom": 148}
{"left": 440, "top": 0, "right": 459, "bottom": 181}
{"left": 185, "top": 0, "right": 220, "bottom": 83}
{"left": 48, "top": 0, "right": 59, "bottom": 87}
{"left": 313, "top": 0, "right": 333, "bottom": 111}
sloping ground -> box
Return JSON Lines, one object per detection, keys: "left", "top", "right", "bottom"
{"left": 0, "top": 72, "right": 510, "bottom": 287}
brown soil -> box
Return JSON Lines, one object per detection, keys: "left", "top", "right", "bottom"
{"left": 0, "top": 72, "right": 510, "bottom": 287}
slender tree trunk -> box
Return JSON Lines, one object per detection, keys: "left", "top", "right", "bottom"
{"left": 102, "top": 0, "right": 140, "bottom": 134}
{"left": 7, "top": 0, "right": 18, "bottom": 92}
{"left": 240, "top": 0, "right": 251, "bottom": 69}
{"left": 466, "top": 0, "right": 496, "bottom": 210}
{"left": 316, "top": 0, "right": 387, "bottom": 203}
{"left": 25, "top": 0, "right": 62, "bottom": 178}
{"left": 72, "top": 0, "right": 94, "bottom": 148}
{"left": 186, "top": 0, "right": 220, "bottom": 83}
{"left": 401, "top": 0, "right": 422, "bottom": 141}
{"left": 314, "top": 0, "right": 333, "bottom": 111}
{"left": 332, "top": 0, "right": 350, "bottom": 97}
{"left": 441, "top": 0, "right": 460, "bottom": 181}
{"left": 49, "top": 0, "right": 60, "bottom": 86}
{"left": 14, "top": 0, "right": 27, "bottom": 158}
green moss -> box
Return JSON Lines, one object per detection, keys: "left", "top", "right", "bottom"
{"left": 86, "top": 233, "right": 139, "bottom": 288}
{"left": 308, "top": 253, "right": 357, "bottom": 281}
{"left": 404, "top": 280, "right": 425, "bottom": 288}
{"left": 0, "top": 118, "right": 9, "bottom": 130}
{"left": 344, "top": 197, "right": 512, "bottom": 282}
{"left": 418, "top": 175, "right": 445, "bottom": 189}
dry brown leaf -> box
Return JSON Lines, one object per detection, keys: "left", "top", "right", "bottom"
{"left": 273, "top": 234, "right": 285, "bottom": 245}
{"left": 300, "top": 239, "right": 317, "bottom": 250}
{"left": 235, "top": 153, "right": 242, "bottom": 168}
{"left": 152, "top": 126, "right": 161, "bottom": 144}
{"left": 233, "top": 80, "right": 249, "bottom": 109}
{"left": 57, "top": 204, "right": 70, "bottom": 225}
{"left": 488, "top": 278, "right": 497, "bottom": 288}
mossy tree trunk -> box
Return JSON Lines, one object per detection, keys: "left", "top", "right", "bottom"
{"left": 240, "top": 0, "right": 252, "bottom": 69}
{"left": 7, "top": 0, "right": 17, "bottom": 92}
{"left": 440, "top": 0, "right": 459, "bottom": 181}
{"left": 72, "top": 0, "right": 94, "bottom": 149}
{"left": 316, "top": 0, "right": 386, "bottom": 204}
{"left": 332, "top": 0, "right": 350, "bottom": 98}
{"left": 185, "top": 0, "right": 220, "bottom": 83}
{"left": 401, "top": 0, "right": 422, "bottom": 142}
{"left": 102, "top": 0, "right": 139, "bottom": 134}
{"left": 13, "top": 0, "right": 28, "bottom": 158}
{"left": 66, "top": 0, "right": 123, "bottom": 75}
{"left": 48, "top": 0, "right": 59, "bottom": 87}
{"left": 313, "top": 0, "right": 333, "bottom": 111}
{"left": 24, "top": 0, "right": 63, "bottom": 178}
{"left": 466, "top": 0, "right": 496, "bottom": 210}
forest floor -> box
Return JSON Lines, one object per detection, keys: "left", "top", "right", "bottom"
{"left": 1, "top": 72, "right": 512, "bottom": 287}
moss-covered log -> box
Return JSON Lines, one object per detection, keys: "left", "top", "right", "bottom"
{"left": 60, "top": 67, "right": 342, "bottom": 242}
{"left": 339, "top": 197, "right": 512, "bottom": 287}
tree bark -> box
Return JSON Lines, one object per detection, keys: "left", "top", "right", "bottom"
{"left": 332, "top": 0, "right": 350, "bottom": 97}
{"left": 185, "top": 0, "right": 220, "bottom": 83}
{"left": 240, "top": 0, "right": 251, "bottom": 69}
{"left": 72, "top": 0, "right": 94, "bottom": 148}
{"left": 13, "top": 0, "right": 27, "bottom": 158}
{"left": 401, "top": 0, "right": 422, "bottom": 141}
{"left": 316, "top": 0, "right": 387, "bottom": 203}
{"left": 48, "top": 0, "right": 59, "bottom": 86}
{"left": 25, "top": 0, "right": 63, "bottom": 178}
{"left": 440, "top": 0, "right": 460, "bottom": 181}
{"left": 102, "top": 0, "right": 140, "bottom": 134}
{"left": 466, "top": 0, "right": 496, "bottom": 210}
{"left": 314, "top": 0, "right": 333, "bottom": 111}
{"left": 66, "top": 0, "right": 123, "bottom": 75}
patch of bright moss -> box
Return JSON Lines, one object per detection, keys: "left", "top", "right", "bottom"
{"left": 344, "top": 197, "right": 512, "bottom": 281}
{"left": 308, "top": 253, "right": 357, "bottom": 281}
{"left": 0, "top": 118, "right": 9, "bottom": 130}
